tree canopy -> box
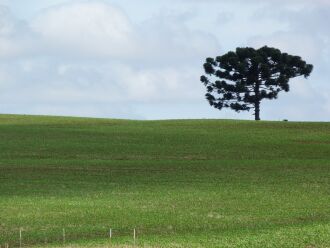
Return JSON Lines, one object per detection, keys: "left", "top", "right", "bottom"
{"left": 200, "top": 46, "right": 313, "bottom": 120}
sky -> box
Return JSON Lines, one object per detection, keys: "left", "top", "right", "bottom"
{"left": 0, "top": 0, "right": 329, "bottom": 121}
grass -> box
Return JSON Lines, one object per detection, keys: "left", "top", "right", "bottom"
{"left": 0, "top": 114, "right": 329, "bottom": 247}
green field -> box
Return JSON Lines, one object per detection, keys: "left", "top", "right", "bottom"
{"left": 0, "top": 114, "right": 330, "bottom": 247}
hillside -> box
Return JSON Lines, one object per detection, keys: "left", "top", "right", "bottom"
{"left": 0, "top": 114, "right": 330, "bottom": 247}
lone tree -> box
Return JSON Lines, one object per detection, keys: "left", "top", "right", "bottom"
{"left": 200, "top": 46, "right": 313, "bottom": 120}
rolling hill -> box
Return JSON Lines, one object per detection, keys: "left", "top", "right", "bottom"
{"left": 0, "top": 114, "right": 330, "bottom": 247}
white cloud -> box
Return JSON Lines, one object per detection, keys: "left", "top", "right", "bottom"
{"left": 136, "top": 11, "right": 220, "bottom": 62}
{"left": 0, "top": 1, "right": 218, "bottom": 117}
{"left": 0, "top": 5, "right": 37, "bottom": 58}
{"left": 110, "top": 64, "right": 201, "bottom": 102}
{"left": 249, "top": 32, "right": 320, "bottom": 61}
{"left": 0, "top": 5, "right": 22, "bottom": 57}
{"left": 30, "top": 2, "right": 137, "bottom": 58}
{"left": 0, "top": 1, "right": 221, "bottom": 119}
{"left": 0, "top": 66, "right": 11, "bottom": 90}
{"left": 28, "top": 1, "right": 220, "bottom": 62}
{"left": 0, "top": 58, "right": 203, "bottom": 119}
{"left": 0, "top": 59, "right": 201, "bottom": 103}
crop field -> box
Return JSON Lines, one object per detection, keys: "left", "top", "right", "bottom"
{"left": 0, "top": 114, "right": 330, "bottom": 247}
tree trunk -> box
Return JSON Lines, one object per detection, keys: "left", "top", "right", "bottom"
{"left": 255, "top": 101, "right": 260, "bottom": 121}
{"left": 254, "top": 81, "right": 261, "bottom": 121}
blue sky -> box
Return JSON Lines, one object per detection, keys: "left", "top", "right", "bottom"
{"left": 0, "top": 0, "right": 329, "bottom": 120}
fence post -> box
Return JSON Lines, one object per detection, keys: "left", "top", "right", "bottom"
{"left": 109, "top": 228, "right": 112, "bottom": 247}
{"left": 19, "top": 228, "right": 22, "bottom": 248}
{"left": 62, "top": 228, "right": 66, "bottom": 245}
{"left": 133, "top": 228, "right": 136, "bottom": 247}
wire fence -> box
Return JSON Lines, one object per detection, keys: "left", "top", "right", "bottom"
{"left": 0, "top": 226, "right": 148, "bottom": 247}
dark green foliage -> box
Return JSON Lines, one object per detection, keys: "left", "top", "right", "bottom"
{"left": 201, "top": 46, "right": 313, "bottom": 120}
